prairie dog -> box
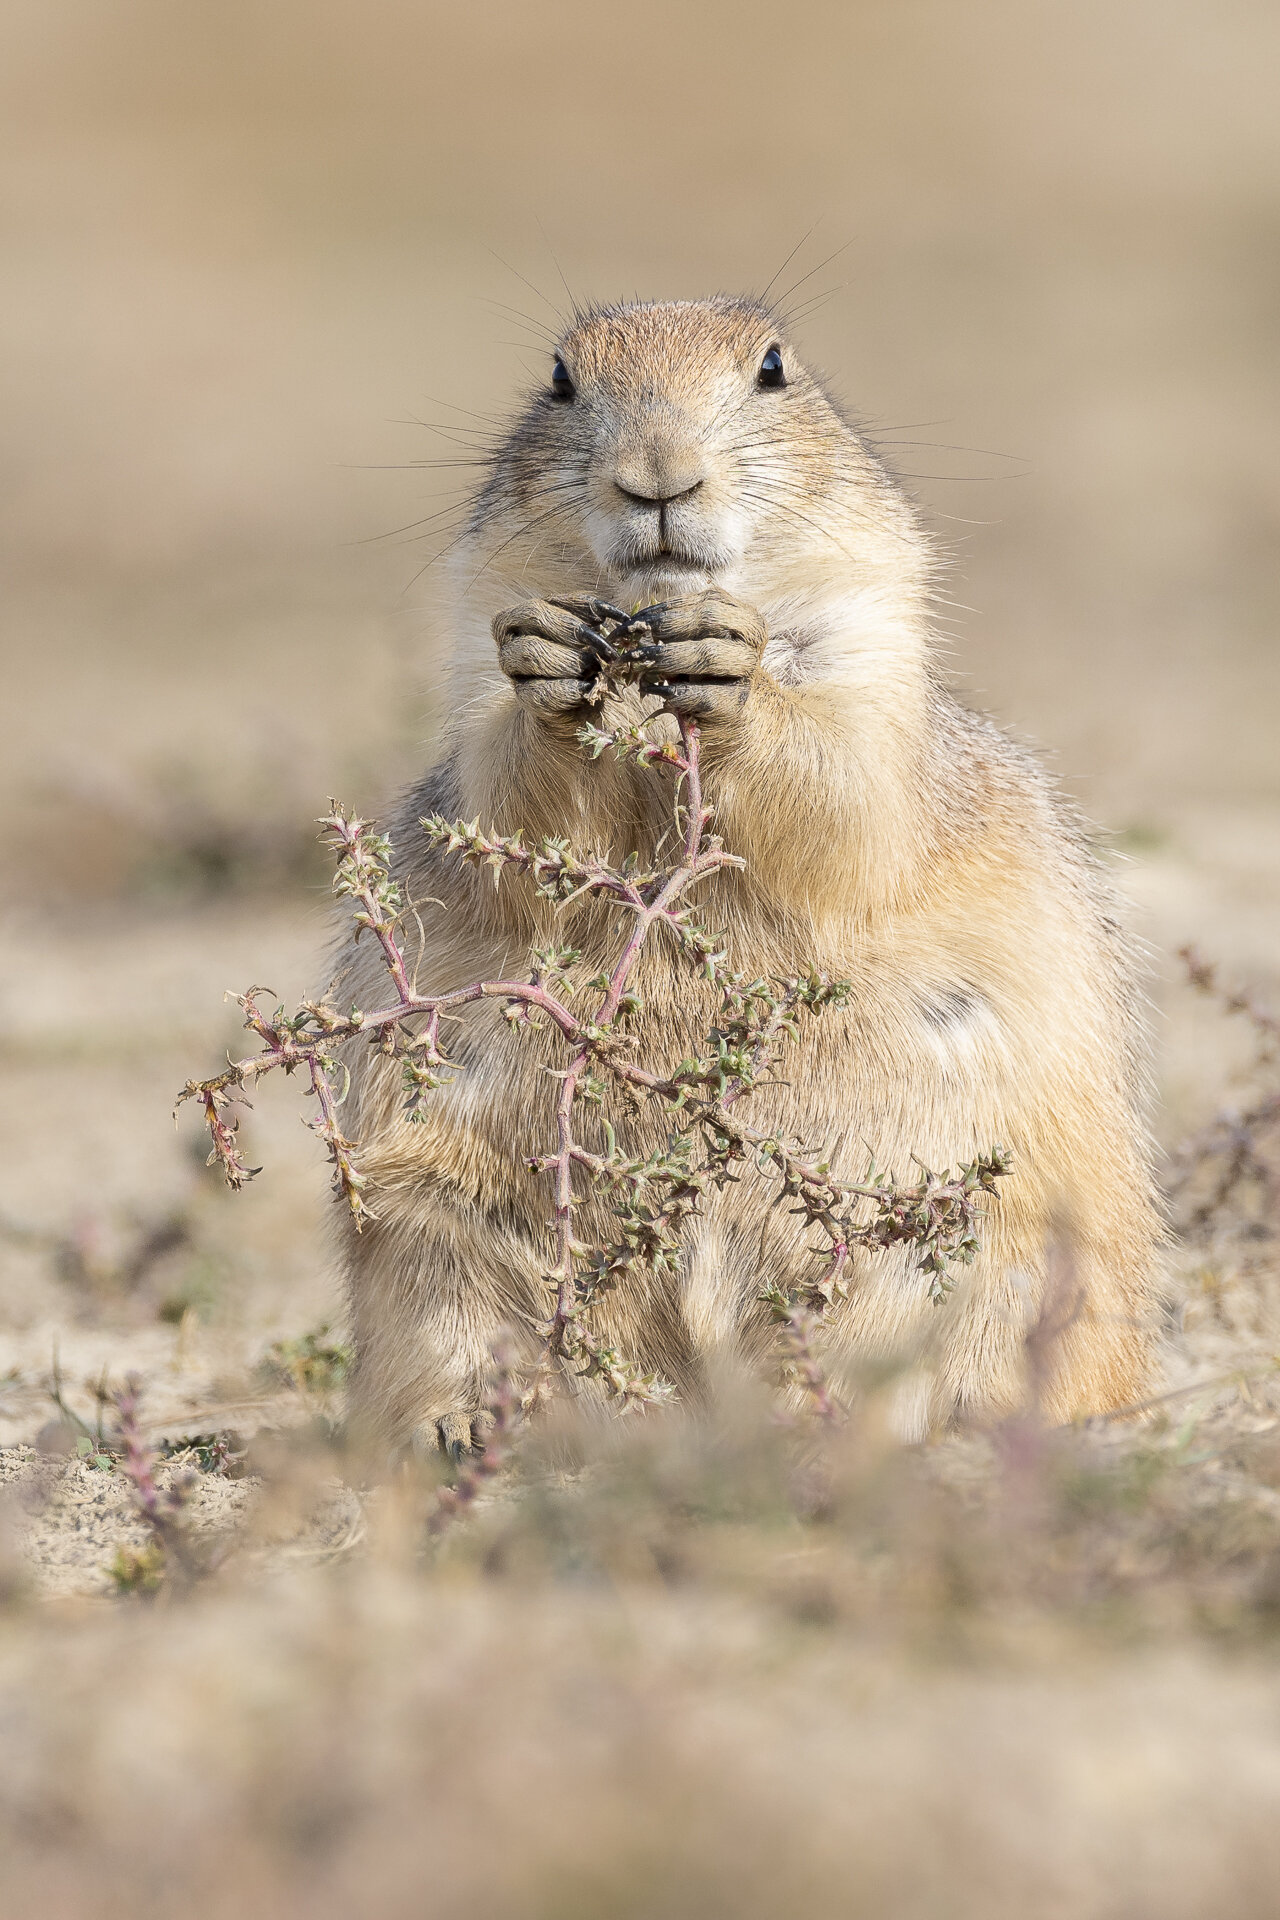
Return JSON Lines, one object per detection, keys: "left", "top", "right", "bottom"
{"left": 335, "top": 296, "right": 1158, "bottom": 1454}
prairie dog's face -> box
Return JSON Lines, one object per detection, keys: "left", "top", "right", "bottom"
{"left": 493, "top": 298, "right": 864, "bottom": 604}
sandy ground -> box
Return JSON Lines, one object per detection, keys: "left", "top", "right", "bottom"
{"left": 0, "top": 6, "right": 1277, "bottom": 1907}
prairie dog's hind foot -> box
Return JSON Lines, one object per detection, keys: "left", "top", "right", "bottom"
{"left": 424, "top": 1409, "right": 497, "bottom": 1464}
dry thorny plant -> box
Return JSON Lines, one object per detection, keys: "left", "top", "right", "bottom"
{"left": 174, "top": 602, "right": 1015, "bottom": 1540}
{"left": 1169, "top": 944, "right": 1280, "bottom": 1241}
{"left": 29, "top": 1362, "right": 241, "bottom": 1595}
{"left": 105, "top": 1376, "right": 205, "bottom": 1594}
{"left": 23, "top": 735, "right": 1280, "bottom": 1596}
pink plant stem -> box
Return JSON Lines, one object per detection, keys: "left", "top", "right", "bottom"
{"left": 307, "top": 1054, "right": 362, "bottom": 1209}
{"left": 544, "top": 718, "right": 713, "bottom": 1355}
{"left": 197, "top": 723, "right": 735, "bottom": 1158}
{"left": 548, "top": 1060, "right": 583, "bottom": 1342}
{"left": 781, "top": 1308, "right": 843, "bottom": 1426}
{"left": 112, "top": 1375, "right": 199, "bottom": 1578}
{"left": 186, "top": 698, "right": 1012, "bottom": 1431}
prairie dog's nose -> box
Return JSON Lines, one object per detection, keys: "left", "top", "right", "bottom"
{"left": 613, "top": 423, "right": 707, "bottom": 509}
{"left": 614, "top": 475, "right": 705, "bottom": 508}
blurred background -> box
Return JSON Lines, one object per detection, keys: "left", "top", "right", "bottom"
{"left": 1, "top": 0, "right": 1277, "bottom": 1404}
{"left": 5, "top": 15, "right": 1280, "bottom": 1906}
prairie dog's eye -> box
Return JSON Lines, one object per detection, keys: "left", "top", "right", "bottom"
{"left": 551, "top": 356, "right": 575, "bottom": 401}
{"left": 758, "top": 346, "right": 786, "bottom": 389}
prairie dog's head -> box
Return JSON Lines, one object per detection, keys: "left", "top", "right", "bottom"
{"left": 456, "top": 297, "right": 931, "bottom": 685}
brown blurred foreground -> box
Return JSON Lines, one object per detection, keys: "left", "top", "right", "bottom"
{"left": 8, "top": 1337, "right": 1280, "bottom": 1917}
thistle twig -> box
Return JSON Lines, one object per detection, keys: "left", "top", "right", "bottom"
{"left": 180, "top": 605, "right": 1012, "bottom": 1441}
{"left": 1170, "top": 946, "right": 1280, "bottom": 1235}
{"left": 109, "top": 1375, "right": 201, "bottom": 1589}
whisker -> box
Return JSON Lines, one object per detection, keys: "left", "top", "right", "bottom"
{"left": 535, "top": 218, "right": 583, "bottom": 324}
{"left": 868, "top": 438, "right": 1025, "bottom": 464}
{"left": 925, "top": 512, "right": 1002, "bottom": 525}
{"left": 357, "top": 499, "right": 474, "bottom": 545}
{"left": 479, "top": 249, "right": 566, "bottom": 326}
{"left": 400, "top": 422, "right": 504, "bottom": 450}
{"left": 393, "top": 418, "right": 506, "bottom": 444}
{"left": 859, "top": 419, "right": 951, "bottom": 434}
{"left": 387, "top": 483, "right": 588, "bottom": 588}
{"left": 348, "top": 457, "right": 494, "bottom": 474}
{"left": 340, "top": 455, "right": 491, "bottom": 471}
{"left": 733, "top": 484, "right": 860, "bottom": 567}
{"left": 773, "top": 240, "right": 854, "bottom": 316}
{"left": 759, "top": 225, "right": 820, "bottom": 307}
{"left": 785, "top": 284, "right": 848, "bottom": 325}
{"left": 883, "top": 472, "right": 1019, "bottom": 485}
{"left": 463, "top": 496, "right": 586, "bottom": 592}
{"left": 402, "top": 398, "right": 512, "bottom": 428}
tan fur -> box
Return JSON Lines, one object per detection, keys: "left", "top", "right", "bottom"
{"left": 332, "top": 296, "right": 1159, "bottom": 1454}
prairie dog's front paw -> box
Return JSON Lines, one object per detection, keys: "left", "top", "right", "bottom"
{"left": 492, "top": 598, "right": 614, "bottom": 719}
{"left": 634, "top": 590, "right": 767, "bottom": 724}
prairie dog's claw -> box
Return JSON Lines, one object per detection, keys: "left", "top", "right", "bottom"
{"left": 633, "top": 590, "right": 767, "bottom": 725}
{"left": 576, "top": 623, "right": 620, "bottom": 661}
{"left": 582, "top": 597, "right": 631, "bottom": 626}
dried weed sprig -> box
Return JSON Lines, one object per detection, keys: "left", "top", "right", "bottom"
{"left": 108, "top": 1374, "right": 201, "bottom": 1591}
{"left": 1170, "top": 945, "right": 1280, "bottom": 1236}
{"left": 180, "top": 603, "right": 1011, "bottom": 1429}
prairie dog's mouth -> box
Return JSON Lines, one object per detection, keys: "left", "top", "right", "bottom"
{"left": 631, "top": 551, "right": 706, "bottom": 574}
{"left": 586, "top": 497, "right": 741, "bottom": 598}
{"left": 614, "top": 553, "right": 717, "bottom": 595}
{"left": 607, "top": 533, "right": 735, "bottom": 588}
